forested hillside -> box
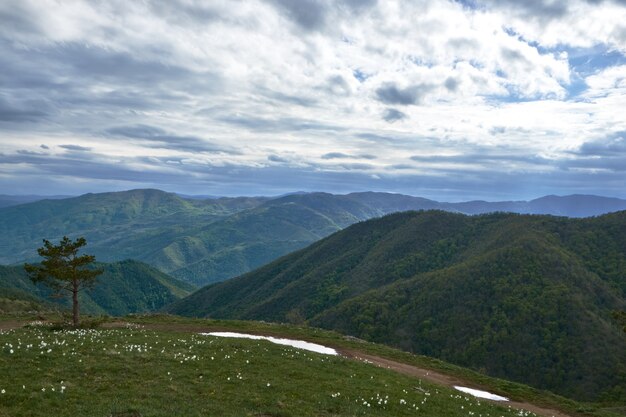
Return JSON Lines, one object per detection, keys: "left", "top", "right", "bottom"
{"left": 167, "top": 210, "right": 626, "bottom": 402}
{"left": 2, "top": 189, "right": 625, "bottom": 286}
{"left": 0, "top": 260, "right": 195, "bottom": 315}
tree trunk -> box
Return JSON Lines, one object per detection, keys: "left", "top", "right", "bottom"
{"left": 72, "top": 279, "right": 79, "bottom": 327}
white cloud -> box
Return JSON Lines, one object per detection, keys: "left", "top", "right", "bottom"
{"left": 0, "top": 0, "right": 625, "bottom": 197}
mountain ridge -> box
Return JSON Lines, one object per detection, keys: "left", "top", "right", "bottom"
{"left": 2, "top": 189, "right": 626, "bottom": 285}
{"left": 166, "top": 210, "right": 626, "bottom": 402}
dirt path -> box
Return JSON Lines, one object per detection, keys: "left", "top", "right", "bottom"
{"left": 340, "top": 349, "right": 571, "bottom": 417}
{"left": 0, "top": 320, "right": 24, "bottom": 331}
{"left": 2, "top": 320, "right": 572, "bottom": 417}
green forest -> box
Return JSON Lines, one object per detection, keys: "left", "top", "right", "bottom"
{"left": 168, "top": 210, "right": 626, "bottom": 402}
{"left": 0, "top": 259, "right": 195, "bottom": 315}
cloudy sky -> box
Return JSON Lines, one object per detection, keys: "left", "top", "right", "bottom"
{"left": 1, "top": 0, "right": 625, "bottom": 200}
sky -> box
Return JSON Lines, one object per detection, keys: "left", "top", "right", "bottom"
{"left": 0, "top": 0, "right": 625, "bottom": 201}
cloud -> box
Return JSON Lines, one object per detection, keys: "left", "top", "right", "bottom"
{"left": 321, "top": 152, "right": 377, "bottom": 160}
{"left": 576, "top": 131, "right": 626, "bottom": 156}
{"left": 382, "top": 108, "right": 408, "bottom": 122}
{"left": 0, "top": 96, "right": 48, "bottom": 122}
{"left": 0, "top": 0, "right": 625, "bottom": 199}
{"left": 218, "top": 115, "right": 344, "bottom": 133}
{"left": 267, "top": 0, "right": 328, "bottom": 31}
{"left": 268, "top": 154, "right": 289, "bottom": 163}
{"left": 105, "top": 125, "right": 240, "bottom": 154}
{"left": 60, "top": 144, "right": 92, "bottom": 152}
{"left": 375, "top": 83, "right": 434, "bottom": 105}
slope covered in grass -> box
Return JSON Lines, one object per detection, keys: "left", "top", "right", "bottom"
{"left": 0, "top": 318, "right": 583, "bottom": 417}
{"left": 168, "top": 210, "right": 626, "bottom": 402}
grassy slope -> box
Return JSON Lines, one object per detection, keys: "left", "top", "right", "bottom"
{"left": 1, "top": 315, "right": 622, "bottom": 417}
{"left": 0, "top": 260, "right": 195, "bottom": 316}
{"left": 167, "top": 211, "right": 626, "bottom": 402}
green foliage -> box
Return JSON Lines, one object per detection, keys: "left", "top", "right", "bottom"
{"left": 7, "top": 190, "right": 621, "bottom": 286}
{"left": 24, "top": 236, "right": 103, "bottom": 326}
{"left": 1, "top": 260, "right": 194, "bottom": 316}
{"left": 24, "top": 236, "right": 103, "bottom": 293}
{"left": 169, "top": 210, "right": 626, "bottom": 403}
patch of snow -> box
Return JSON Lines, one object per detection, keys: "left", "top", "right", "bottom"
{"left": 200, "top": 332, "right": 338, "bottom": 356}
{"left": 454, "top": 386, "right": 509, "bottom": 401}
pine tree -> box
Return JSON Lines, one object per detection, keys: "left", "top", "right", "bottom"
{"left": 24, "top": 236, "right": 103, "bottom": 326}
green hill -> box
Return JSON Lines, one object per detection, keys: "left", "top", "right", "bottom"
{"left": 2, "top": 189, "right": 626, "bottom": 286}
{"left": 0, "top": 190, "right": 444, "bottom": 285}
{"left": 167, "top": 210, "right": 626, "bottom": 402}
{"left": 0, "top": 260, "right": 195, "bottom": 315}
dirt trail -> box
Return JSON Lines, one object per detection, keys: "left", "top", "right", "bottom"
{"left": 340, "top": 349, "right": 571, "bottom": 417}
{"left": 3, "top": 320, "right": 572, "bottom": 417}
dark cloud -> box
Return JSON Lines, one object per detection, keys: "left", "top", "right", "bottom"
{"left": 325, "top": 75, "right": 352, "bottom": 96}
{"left": 337, "top": 162, "right": 375, "bottom": 170}
{"left": 562, "top": 131, "right": 626, "bottom": 172}
{"left": 444, "top": 77, "right": 460, "bottom": 92}
{"left": 106, "top": 124, "right": 240, "bottom": 154}
{"left": 478, "top": 0, "right": 569, "bottom": 20}
{"left": 268, "top": 154, "right": 289, "bottom": 163}
{"left": 390, "top": 164, "right": 415, "bottom": 170}
{"left": 2, "top": 149, "right": 626, "bottom": 201}
{"left": 575, "top": 131, "right": 626, "bottom": 156}
{"left": 219, "top": 114, "right": 343, "bottom": 132}
{"left": 60, "top": 144, "right": 92, "bottom": 152}
{"left": 321, "top": 152, "right": 349, "bottom": 159}
{"left": 375, "top": 83, "right": 434, "bottom": 105}
{"left": 0, "top": 40, "right": 221, "bottom": 130}
{"left": 339, "top": 0, "right": 378, "bottom": 11}
{"left": 410, "top": 152, "right": 550, "bottom": 166}
{"left": 382, "top": 108, "right": 408, "bottom": 123}
{"left": 321, "top": 152, "right": 377, "bottom": 160}
{"left": 0, "top": 4, "right": 44, "bottom": 37}
{"left": 16, "top": 150, "right": 46, "bottom": 156}
{"left": 266, "top": 0, "right": 378, "bottom": 32}
{"left": 40, "top": 144, "right": 49, "bottom": 150}
{"left": 267, "top": 0, "right": 328, "bottom": 31}
{"left": 0, "top": 96, "right": 48, "bottom": 122}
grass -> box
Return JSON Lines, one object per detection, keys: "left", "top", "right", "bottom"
{"left": 0, "top": 313, "right": 622, "bottom": 417}
{"left": 0, "top": 321, "right": 532, "bottom": 417}
{"left": 128, "top": 314, "right": 625, "bottom": 417}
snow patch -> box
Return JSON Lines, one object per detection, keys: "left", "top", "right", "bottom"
{"left": 454, "top": 386, "right": 509, "bottom": 401}
{"left": 200, "top": 332, "right": 338, "bottom": 356}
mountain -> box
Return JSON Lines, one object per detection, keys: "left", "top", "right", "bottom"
{"left": 445, "top": 194, "right": 626, "bottom": 217}
{"left": 0, "top": 190, "right": 444, "bottom": 285}
{"left": 0, "top": 259, "right": 195, "bottom": 315}
{"left": 0, "top": 194, "right": 72, "bottom": 208}
{"left": 166, "top": 210, "right": 626, "bottom": 402}
{"left": 1, "top": 189, "right": 626, "bottom": 286}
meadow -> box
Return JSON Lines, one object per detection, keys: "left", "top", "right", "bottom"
{"left": 0, "top": 320, "right": 536, "bottom": 417}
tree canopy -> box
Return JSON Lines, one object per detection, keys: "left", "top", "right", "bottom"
{"left": 24, "top": 236, "right": 103, "bottom": 326}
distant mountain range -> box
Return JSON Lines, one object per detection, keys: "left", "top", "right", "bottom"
{"left": 0, "top": 194, "right": 72, "bottom": 208}
{"left": 166, "top": 210, "right": 626, "bottom": 402}
{"left": 1, "top": 189, "right": 625, "bottom": 285}
{"left": 0, "top": 259, "right": 195, "bottom": 315}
